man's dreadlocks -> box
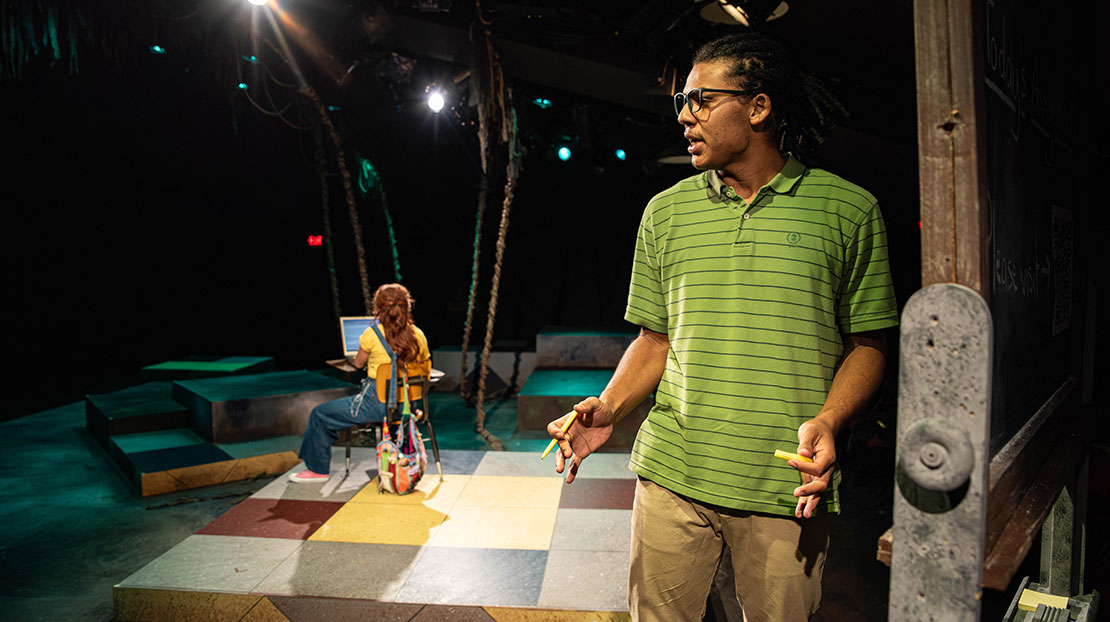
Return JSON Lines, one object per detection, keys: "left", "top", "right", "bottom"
{"left": 692, "top": 33, "right": 846, "bottom": 163}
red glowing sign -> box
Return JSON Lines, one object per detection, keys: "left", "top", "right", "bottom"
{"left": 307, "top": 235, "right": 323, "bottom": 247}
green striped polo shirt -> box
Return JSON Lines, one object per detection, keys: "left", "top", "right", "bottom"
{"left": 625, "top": 154, "right": 898, "bottom": 516}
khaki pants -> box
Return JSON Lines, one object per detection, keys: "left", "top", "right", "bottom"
{"left": 629, "top": 477, "right": 829, "bottom": 622}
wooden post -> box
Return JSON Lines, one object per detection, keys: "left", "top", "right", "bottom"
{"left": 914, "top": 0, "right": 990, "bottom": 299}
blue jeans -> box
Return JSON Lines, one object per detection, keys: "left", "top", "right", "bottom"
{"left": 298, "top": 386, "right": 387, "bottom": 474}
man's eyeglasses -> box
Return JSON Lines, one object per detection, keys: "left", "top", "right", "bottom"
{"left": 673, "top": 87, "right": 756, "bottom": 117}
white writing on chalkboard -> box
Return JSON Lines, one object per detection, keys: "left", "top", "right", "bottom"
{"left": 985, "top": 0, "right": 1025, "bottom": 141}
{"left": 993, "top": 247, "right": 1048, "bottom": 301}
{"left": 1051, "top": 206, "right": 1073, "bottom": 336}
{"left": 984, "top": 0, "right": 1077, "bottom": 160}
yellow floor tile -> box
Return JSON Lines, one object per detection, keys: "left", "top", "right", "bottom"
{"left": 455, "top": 476, "right": 563, "bottom": 509}
{"left": 348, "top": 474, "right": 470, "bottom": 515}
{"left": 309, "top": 502, "right": 449, "bottom": 545}
{"left": 430, "top": 505, "right": 558, "bottom": 550}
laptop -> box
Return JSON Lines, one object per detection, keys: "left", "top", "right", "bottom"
{"left": 326, "top": 316, "right": 375, "bottom": 372}
{"left": 327, "top": 316, "right": 444, "bottom": 381}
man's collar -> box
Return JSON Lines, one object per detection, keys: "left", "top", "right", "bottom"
{"left": 704, "top": 154, "right": 806, "bottom": 200}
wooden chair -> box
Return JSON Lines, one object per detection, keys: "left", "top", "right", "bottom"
{"left": 345, "top": 360, "right": 442, "bottom": 482}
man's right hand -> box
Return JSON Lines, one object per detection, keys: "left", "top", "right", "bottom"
{"left": 548, "top": 397, "right": 615, "bottom": 484}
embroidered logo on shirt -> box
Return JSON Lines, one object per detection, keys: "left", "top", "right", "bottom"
{"left": 786, "top": 232, "right": 802, "bottom": 246}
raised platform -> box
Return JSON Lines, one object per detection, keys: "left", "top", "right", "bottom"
{"left": 113, "top": 449, "right": 636, "bottom": 621}
{"left": 140, "top": 355, "right": 275, "bottom": 380}
{"left": 432, "top": 346, "right": 536, "bottom": 393}
{"left": 87, "top": 370, "right": 357, "bottom": 496}
{"left": 86, "top": 382, "right": 190, "bottom": 443}
{"left": 536, "top": 327, "right": 637, "bottom": 368}
{"left": 517, "top": 369, "right": 651, "bottom": 450}
{"left": 107, "top": 430, "right": 303, "bottom": 496}
{"left": 174, "top": 370, "right": 356, "bottom": 443}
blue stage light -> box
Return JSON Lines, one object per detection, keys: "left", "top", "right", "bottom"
{"left": 150, "top": 45, "right": 166, "bottom": 55}
{"left": 615, "top": 149, "right": 627, "bottom": 161}
{"left": 557, "top": 146, "right": 572, "bottom": 161}
{"left": 532, "top": 98, "right": 553, "bottom": 109}
{"left": 238, "top": 82, "right": 249, "bottom": 90}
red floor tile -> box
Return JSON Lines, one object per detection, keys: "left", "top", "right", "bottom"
{"left": 557, "top": 478, "right": 636, "bottom": 510}
{"left": 197, "top": 498, "right": 345, "bottom": 539}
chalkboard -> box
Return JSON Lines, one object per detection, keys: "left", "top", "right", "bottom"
{"left": 982, "top": 0, "right": 1089, "bottom": 453}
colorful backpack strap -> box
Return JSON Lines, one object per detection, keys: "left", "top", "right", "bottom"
{"left": 368, "top": 319, "right": 398, "bottom": 407}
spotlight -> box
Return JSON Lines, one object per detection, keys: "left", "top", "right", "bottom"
{"left": 532, "top": 98, "right": 553, "bottom": 110}
{"left": 149, "top": 45, "right": 166, "bottom": 55}
{"left": 615, "top": 149, "right": 627, "bottom": 161}
{"left": 427, "top": 90, "right": 445, "bottom": 113}
{"left": 238, "top": 82, "right": 249, "bottom": 90}
{"left": 557, "top": 146, "right": 572, "bottom": 162}
{"left": 247, "top": 0, "right": 269, "bottom": 6}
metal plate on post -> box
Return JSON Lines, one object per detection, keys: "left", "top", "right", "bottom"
{"left": 890, "top": 284, "right": 992, "bottom": 621}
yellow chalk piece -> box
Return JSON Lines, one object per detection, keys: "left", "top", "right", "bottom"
{"left": 774, "top": 449, "right": 813, "bottom": 463}
{"left": 540, "top": 411, "right": 579, "bottom": 460}
{"left": 1017, "top": 589, "right": 1069, "bottom": 612}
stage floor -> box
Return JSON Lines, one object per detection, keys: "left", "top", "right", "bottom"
{"left": 113, "top": 449, "right": 637, "bottom": 621}
{"left": 3, "top": 391, "right": 923, "bottom": 621}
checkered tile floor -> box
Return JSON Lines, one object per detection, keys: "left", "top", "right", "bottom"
{"left": 114, "top": 449, "right": 636, "bottom": 620}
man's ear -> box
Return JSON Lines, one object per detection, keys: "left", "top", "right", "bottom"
{"left": 749, "top": 93, "right": 773, "bottom": 128}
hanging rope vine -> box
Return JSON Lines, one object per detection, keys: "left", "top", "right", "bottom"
{"left": 376, "top": 177, "right": 403, "bottom": 283}
{"left": 467, "top": 5, "right": 523, "bottom": 451}
{"left": 459, "top": 13, "right": 496, "bottom": 400}
{"left": 298, "top": 82, "right": 373, "bottom": 314}
{"left": 315, "top": 137, "right": 343, "bottom": 325}
{"left": 458, "top": 179, "right": 486, "bottom": 399}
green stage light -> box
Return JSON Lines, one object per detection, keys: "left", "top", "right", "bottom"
{"left": 150, "top": 45, "right": 166, "bottom": 55}
{"left": 557, "top": 146, "right": 572, "bottom": 161}
{"left": 238, "top": 82, "right": 249, "bottom": 90}
{"left": 615, "top": 149, "right": 627, "bottom": 161}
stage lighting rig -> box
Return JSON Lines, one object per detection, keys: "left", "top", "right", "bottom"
{"left": 426, "top": 87, "right": 446, "bottom": 113}
{"left": 699, "top": 0, "right": 789, "bottom": 28}
{"left": 412, "top": 0, "right": 452, "bottom": 12}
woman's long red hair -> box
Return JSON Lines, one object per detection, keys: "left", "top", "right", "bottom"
{"left": 372, "top": 283, "right": 420, "bottom": 364}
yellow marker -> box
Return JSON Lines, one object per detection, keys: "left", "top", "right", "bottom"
{"left": 774, "top": 449, "right": 813, "bottom": 463}
{"left": 1017, "top": 589, "right": 1069, "bottom": 612}
{"left": 541, "top": 411, "right": 579, "bottom": 460}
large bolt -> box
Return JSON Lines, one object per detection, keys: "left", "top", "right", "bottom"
{"left": 920, "top": 442, "right": 948, "bottom": 469}
{"left": 900, "top": 419, "right": 974, "bottom": 492}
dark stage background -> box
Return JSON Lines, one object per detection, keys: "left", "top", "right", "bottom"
{"left": 5, "top": 1, "right": 924, "bottom": 419}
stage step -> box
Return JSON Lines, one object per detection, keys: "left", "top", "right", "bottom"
{"left": 516, "top": 369, "right": 651, "bottom": 450}
{"left": 432, "top": 345, "right": 536, "bottom": 392}
{"left": 535, "top": 326, "right": 637, "bottom": 368}
{"left": 107, "top": 428, "right": 301, "bottom": 496}
{"left": 173, "top": 370, "right": 357, "bottom": 443}
{"left": 140, "top": 355, "right": 274, "bottom": 381}
{"left": 85, "top": 382, "right": 190, "bottom": 452}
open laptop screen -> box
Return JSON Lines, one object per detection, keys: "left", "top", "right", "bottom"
{"left": 339, "top": 316, "right": 374, "bottom": 357}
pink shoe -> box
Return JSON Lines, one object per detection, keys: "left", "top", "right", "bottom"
{"left": 288, "top": 469, "right": 330, "bottom": 483}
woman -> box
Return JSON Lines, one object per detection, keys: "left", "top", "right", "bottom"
{"left": 290, "top": 283, "right": 431, "bottom": 482}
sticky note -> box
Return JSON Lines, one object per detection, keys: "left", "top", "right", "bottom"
{"left": 774, "top": 449, "right": 813, "bottom": 463}
{"left": 1017, "top": 589, "right": 1069, "bottom": 612}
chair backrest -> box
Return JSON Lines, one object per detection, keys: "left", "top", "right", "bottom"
{"left": 375, "top": 359, "right": 432, "bottom": 405}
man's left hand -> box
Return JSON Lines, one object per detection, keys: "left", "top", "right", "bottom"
{"left": 789, "top": 417, "right": 837, "bottom": 519}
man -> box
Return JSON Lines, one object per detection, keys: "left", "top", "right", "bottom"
{"left": 547, "top": 33, "right": 898, "bottom": 622}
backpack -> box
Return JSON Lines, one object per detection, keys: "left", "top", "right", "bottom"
{"left": 367, "top": 321, "right": 427, "bottom": 495}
